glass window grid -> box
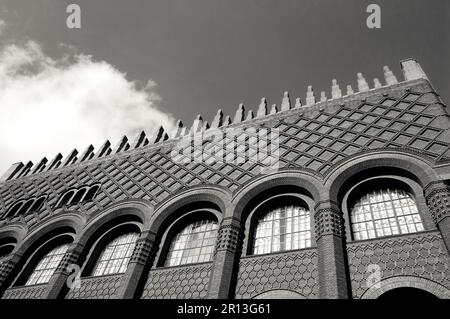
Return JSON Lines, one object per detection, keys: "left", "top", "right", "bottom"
{"left": 25, "top": 244, "right": 69, "bottom": 286}
{"left": 92, "top": 232, "right": 138, "bottom": 276}
{"left": 351, "top": 189, "right": 424, "bottom": 240}
{"left": 165, "top": 219, "right": 218, "bottom": 267}
{"left": 253, "top": 205, "right": 311, "bottom": 255}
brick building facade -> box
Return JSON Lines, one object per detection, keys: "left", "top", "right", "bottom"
{"left": 0, "top": 58, "right": 449, "bottom": 299}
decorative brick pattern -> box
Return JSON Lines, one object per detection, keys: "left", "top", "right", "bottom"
{"left": 65, "top": 274, "right": 123, "bottom": 299}
{"left": 129, "top": 238, "right": 154, "bottom": 265}
{"left": 141, "top": 263, "right": 212, "bottom": 299}
{"left": 235, "top": 249, "right": 318, "bottom": 299}
{"left": 56, "top": 250, "right": 81, "bottom": 273}
{"left": 215, "top": 224, "right": 242, "bottom": 254}
{"left": 0, "top": 259, "right": 14, "bottom": 284}
{"left": 425, "top": 186, "right": 450, "bottom": 224}
{"left": 2, "top": 284, "right": 47, "bottom": 299}
{"left": 1, "top": 86, "right": 450, "bottom": 231}
{"left": 314, "top": 208, "right": 345, "bottom": 239}
{"left": 347, "top": 231, "right": 450, "bottom": 299}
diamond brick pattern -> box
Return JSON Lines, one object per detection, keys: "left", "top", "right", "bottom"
{"left": 235, "top": 249, "right": 318, "bottom": 299}
{"left": 347, "top": 231, "right": 450, "bottom": 299}
{"left": 2, "top": 284, "right": 47, "bottom": 299}
{"left": 65, "top": 274, "right": 123, "bottom": 299}
{"left": 1, "top": 85, "right": 449, "bottom": 232}
{"left": 141, "top": 263, "right": 212, "bottom": 299}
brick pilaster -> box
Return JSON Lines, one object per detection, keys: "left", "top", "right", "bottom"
{"left": 314, "top": 201, "right": 350, "bottom": 299}
{"left": 207, "top": 217, "right": 242, "bottom": 299}
{"left": 424, "top": 181, "right": 450, "bottom": 254}
{"left": 0, "top": 254, "right": 21, "bottom": 297}
{"left": 43, "top": 242, "right": 84, "bottom": 299}
{"left": 116, "top": 231, "right": 157, "bottom": 299}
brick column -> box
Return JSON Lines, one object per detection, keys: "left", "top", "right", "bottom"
{"left": 207, "top": 217, "right": 242, "bottom": 299}
{"left": 0, "top": 254, "right": 21, "bottom": 297}
{"left": 43, "top": 242, "right": 84, "bottom": 299}
{"left": 314, "top": 201, "right": 350, "bottom": 299}
{"left": 424, "top": 181, "right": 450, "bottom": 254}
{"left": 116, "top": 231, "right": 156, "bottom": 299}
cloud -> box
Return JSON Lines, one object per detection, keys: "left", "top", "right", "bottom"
{"left": 0, "top": 38, "right": 175, "bottom": 175}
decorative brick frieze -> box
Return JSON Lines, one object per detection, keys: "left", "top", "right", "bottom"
{"left": 215, "top": 221, "right": 242, "bottom": 254}
{"left": 424, "top": 182, "right": 450, "bottom": 224}
{"left": 314, "top": 208, "right": 345, "bottom": 239}
{"left": 129, "top": 237, "right": 156, "bottom": 265}
{"left": 0, "top": 258, "right": 15, "bottom": 286}
{"left": 56, "top": 250, "right": 81, "bottom": 274}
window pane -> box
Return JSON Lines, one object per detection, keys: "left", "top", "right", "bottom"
{"left": 351, "top": 189, "right": 424, "bottom": 240}
{"left": 253, "top": 205, "right": 311, "bottom": 255}
{"left": 25, "top": 244, "right": 69, "bottom": 286}
{"left": 165, "top": 219, "right": 218, "bottom": 267}
{"left": 92, "top": 232, "right": 139, "bottom": 277}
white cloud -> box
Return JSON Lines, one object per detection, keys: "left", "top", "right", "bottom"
{"left": 0, "top": 39, "right": 175, "bottom": 174}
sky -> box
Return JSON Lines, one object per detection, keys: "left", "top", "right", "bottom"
{"left": 0, "top": 0, "right": 448, "bottom": 175}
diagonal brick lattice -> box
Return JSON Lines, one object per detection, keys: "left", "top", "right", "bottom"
{"left": 1, "top": 82, "right": 450, "bottom": 231}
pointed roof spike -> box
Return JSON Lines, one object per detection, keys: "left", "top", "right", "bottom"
{"left": 173, "top": 120, "right": 185, "bottom": 138}
{"left": 383, "top": 65, "right": 398, "bottom": 85}
{"left": 320, "top": 91, "right": 327, "bottom": 102}
{"left": 357, "top": 73, "right": 369, "bottom": 92}
{"left": 46, "top": 153, "right": 63, "bottom": 170}
{"left": 17, "top": 161, "right": 33, "bottom": 178}
{"left": 211, "top": 109, "right": 224, "bottom": 128}
{"left": 294, "top": 98, "right": 302, "bottom": 108}
{"left": 400, "top": 58, "right": 428, "bottom": 81}
{"left": 373, "top": 78, "right": 382, "bottom": 88}
{"left": 246, "top": 110, "right": 254, "bottom": 121}
{"left": 346, "top": 85, "right": 354, "bottom": 95}
{"left": 162, "top": 133, "right": 169, "bottom": 141}
{"left": 149, "top": 126, "right": 165, "bottom": 144}
{"left": 281, "top": 91, "right": 291, "bottom": 111}
{"left": 233, "top": 103, "right": 245, "bottom": 123}
{"left": 30, "top": 158, "right": 48, "bottom": 174}
{"left": 191, "top": 114, "right": 203, "bottom": 133}
{"left": 61, "top": 149, "right": 78, "bottom": 167}
{"left": 131, "top": 131, "right": 147, "bottom": 149}
{"left": 112, "top": 136, "right": 129, "bottom": 153}
{"left": 257, "top": 97, "right": 268, "bottom": 118}
{"left": 306, "top": 85, "right": 315, "bottom": 105}
{"left": 202, "top": 121, "right": 210, "bottom": 131}
{"left": 78, "top": 145, "right": 95, "bottom": 163}
{"left": 223, "top": 115, "right": 232, "bottom": 127}
{"left": 270, "top": 104, "right": 278, "bottom": 114}
{"left": 95, "top": 140, "right": 111, "bottom": 158}
{"left": 0, "top": 162, "right": 24, "bottom": 182}
{"left": 331, "top": 79, "right": 342, "bottom": 99}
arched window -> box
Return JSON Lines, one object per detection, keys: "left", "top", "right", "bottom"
{"left": 25, "top": 244, "right": 69, "bottom": 286}
{"left": 5, "top": 201, "right": 24, "bottom": 218}
{"left": 253, "top": 205, "right": 311, "bottom": 255}
{"left": 165, "top": 219, "right": 218, "bottom": 267}
{"left": 83, "top": 184, "right": 100, "bottom": 202}
{"left": 91, "top": 232, "right": 138, "bottom": 276}
{"left": 71, "top": 188, "right": 87, "bottom": 204}
{"left": 350, "top": 189, "right": 424, "bottom": 240}
{"left": 56, "top": 190, "right": 75, "bottom": 208}
{"left": 29, "top": 196, "right": 46, "bottom": 213}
